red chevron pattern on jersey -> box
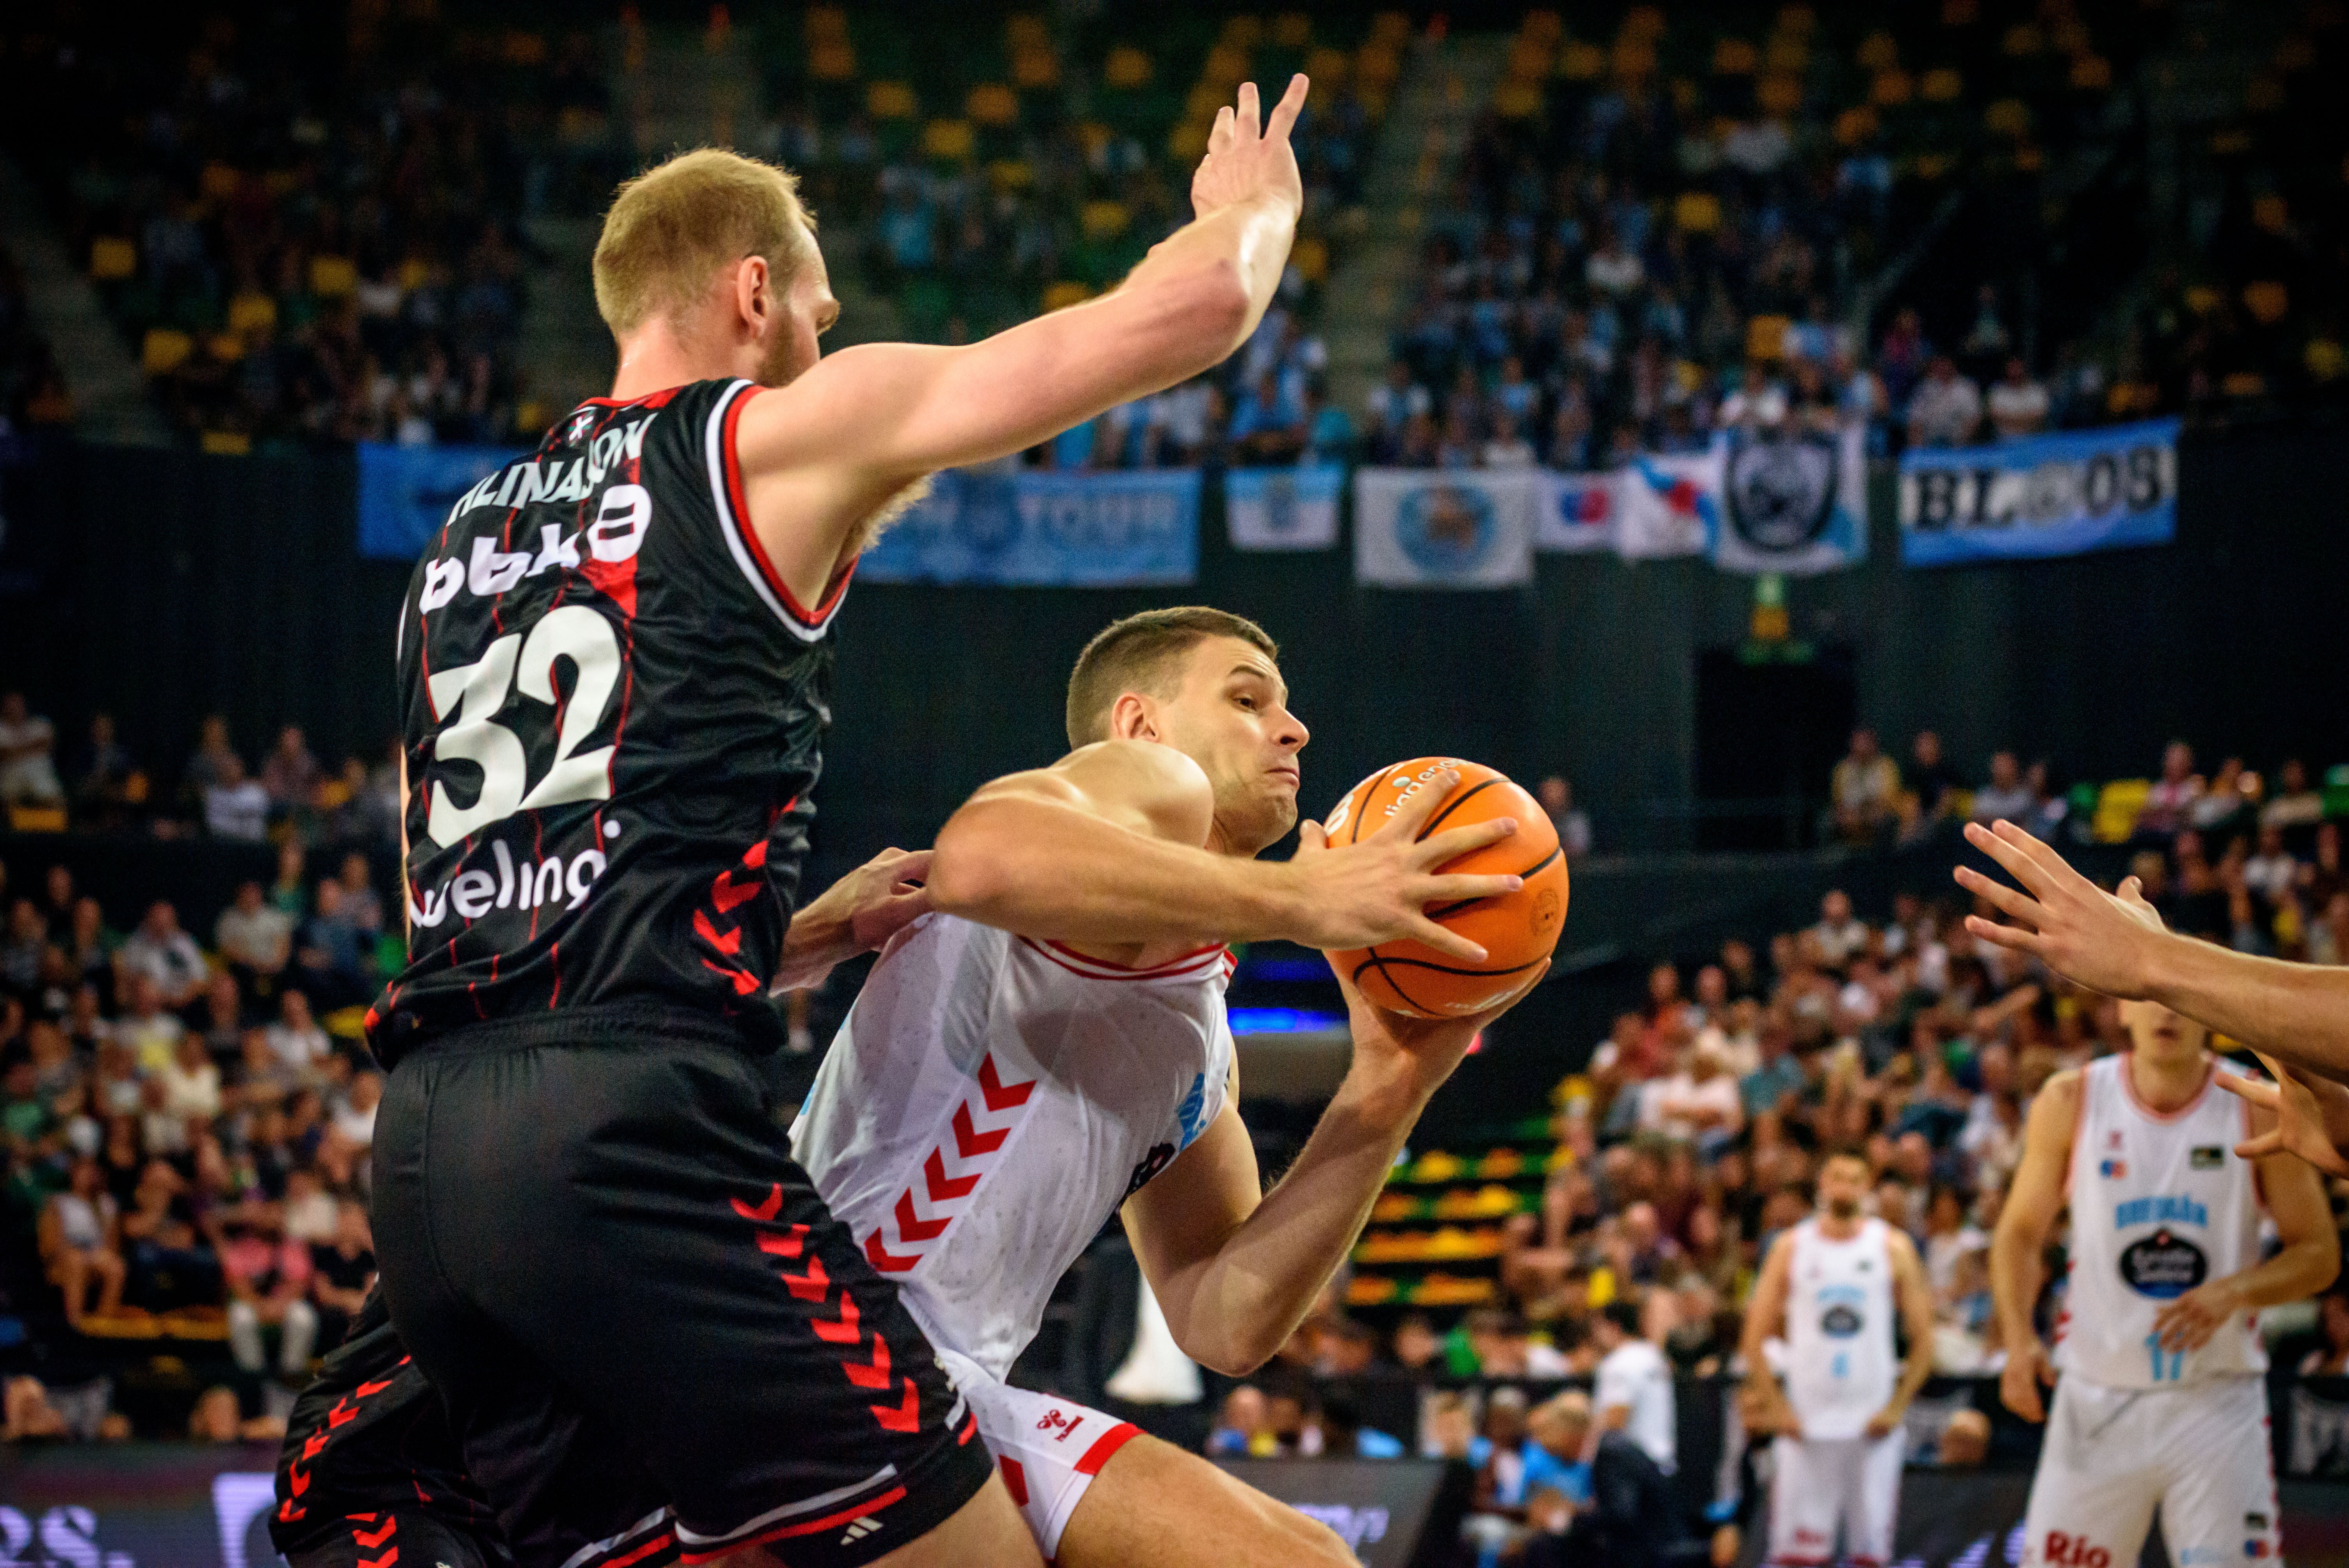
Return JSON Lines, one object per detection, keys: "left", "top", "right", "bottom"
{"left": 862, "top": 1052, "right": 1037, "bottom": 1274}
{"left": 276, "top": 1368, "right": 406, "bottom": 1528}
{"left": 693, "top": 832, "right": 775, "bottom": 998}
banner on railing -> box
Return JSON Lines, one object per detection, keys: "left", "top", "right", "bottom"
{"left": 1898, "top": 417, "right": 2180, "bottom": 566}
{"left": 1533, "top": 470, "right": 1617, "bottom": 552}
{"left": 1709, "top": 425, "right": 1868, "bottom": 574}
{"left": 1228, "top": 463, "right": 1344, "bottom": 551}
{"left": 1612, "top": 448, "right": 1718, "bottom": 559}
{"left": 355, "top": 441, "right": 528, "bottom": 561}
{"left": 858, "top": 467, "right": 1201, "bottom": 585}
{"left": 1352, "top": 469, "right": 1535, "bottom": 588}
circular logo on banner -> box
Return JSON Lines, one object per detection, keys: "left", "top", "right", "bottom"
{"left": 1820, "top": 1304, "right": 1864, "bottom": 1338}
{"left": 2119, "top": 1229, "right": 2208, "bottom": 1299}
{"left": 1398, "top": 483, "right": 1496, "bottom": 572}
{"left": 1726, "top": 432, "right": 1838, "bottom": 552}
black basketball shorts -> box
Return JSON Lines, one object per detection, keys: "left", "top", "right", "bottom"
{"left": 372, "top": 1011, "right": 992, "bottom": 1568}
{"left": 287, "top": 1509, "right": 516, "bottom": 1568}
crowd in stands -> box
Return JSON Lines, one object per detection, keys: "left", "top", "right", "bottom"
{"left": 0, "top": 692, "right": 400, "bottom": 855}
{"left": 0, "top": 242, "right": 73, "bottom": 437}
{"left": 4, "top": 3, "right": 620, "bottom": 453}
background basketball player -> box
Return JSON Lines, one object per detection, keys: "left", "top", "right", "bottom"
{"left": 791, "top": 607, "right": 1546, "bottom": 1568}
{"left": 1740, "top": 1149, "right": 1936, "bottom": 1568}
{"left": 1992, "top": 1000, "right": 2337, "bottom": 1568}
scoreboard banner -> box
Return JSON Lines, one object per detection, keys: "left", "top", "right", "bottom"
{"left": 1898, "top": 418, "right": 2180, "bottom": 567}
{"left": 858, "top": 467, "right": 1201, "bottom": 586}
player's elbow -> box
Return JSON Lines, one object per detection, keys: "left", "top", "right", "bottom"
{"left": 1186, "top": 1330, "right": 1276, "bottom": 1379}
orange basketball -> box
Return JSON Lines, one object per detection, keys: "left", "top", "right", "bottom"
{"left": 1321, "top": 757, "right": 1569, "bottom": 1019}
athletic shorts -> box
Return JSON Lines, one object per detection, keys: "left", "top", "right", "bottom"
{"left": 1765, "top": 1431, "right": 1904, "bottom": 1568}
{"left": 372, "top": 1017, "right": 994, "bottom": 1568}
{"left": 2020, "top": 1375, "right": 2278, "bottom": 1568}
{"left": 938, "top": 1348, "right": 1142, "bottom": 1559}
{"left": 286, "top": 1509, "right": 517, "bottom": 1568}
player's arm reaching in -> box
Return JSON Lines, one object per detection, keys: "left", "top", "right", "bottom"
{"left": 733, "top": 77, "right": 1312, "bottom": 611}
{"left": 2150, "top": 1103, "right": 2337, "bottom": 1352}
{"left": 1990, "top": 1069, "right": 2081, "bottom": 1422}
{"left": 1736, "top": 1230, "right": 1800, "bottom": 1437}
{"left": 1872, "top": 1227, "right": 1939, "bottom": 1438}
{"left": 1119, "top": 957, "right": 1544, "bottom": 1375}
{"left": 2217, "top": 1053, "right": 2349, "bottom": 1178}
{"left": 927, "top": 742, "right": 1525, "bottom": 960}
{"left": 770, "top": 846, "right": 933, "bottom": 994}
{"left": 1957, "top": 819, "right": 2349, "bottom": 1082}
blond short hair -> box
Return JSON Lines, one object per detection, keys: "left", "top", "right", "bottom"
{"left": 1064, "top": 608, "right": 1279, "bottom": 750}
{"left": 592, "top": 148, "right": 816, "bottom": 337}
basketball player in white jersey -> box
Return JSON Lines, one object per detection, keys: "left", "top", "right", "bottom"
{"left": 790, "top": 607, "right": 1545, "bottom": 1568}
{"left": 1993, "top": 1001, "right": 2337, "bottom": 1568}
{"left": 1740, "top": 1150, "right": 1937, "bottom": 1568}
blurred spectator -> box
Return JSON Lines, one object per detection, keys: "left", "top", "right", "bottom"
{"left": 1987, "top": 360, "right": 2050, "bottom": 440}
{"left": 180, "top": 716, "right": 239, "bottom": 811}
{"left": 261, "top": 726, "right": 321, "bottom": 817}
{"left": 119, "top": 901, "right": 205, "bottom": 1009}
{"left": 215, "top": 880, "right": 292, "bottom": 989}
{"left": 2264, "top": 760, "right": 2325, "bottom": 832}
{"left": 264, "top": 991, "right": 331, "bottom": 1079}
{"left": 1590, "top": 1299, "right": 1675, "bottom": 1471}
{"left": 203, "top": 754, "right": 270, "bottom": 842}
{"left": 221, "top": 1217, "right": 316, "bottom": 1379}
{"left": 1813, "top": 891, "right": 1869, "bottom": 966}
{"left": 71, "top": 714, "right": 146, "bottom": 829}
{"left": 1972, "top": 752, "right": 2034, "bottom": 824}
{"left": 1905, "top": 731, "right": 1962, "bottom": 830}
{"left": 309, "top": 1197, "right": 375, "bottom": 1349}
{"left": 1830, "top": 730, "right": 1900, "bottom": 845}
{"left": 1539, "top": 776, "right": 1593, "bottom": 858}
{"left": 2137, "top": 741, "right": 2203, "bottom": 838}
{"left": 38, "top": 1156, "right": 124, "bottom": 1327}
{"left": 0, "top": 692, "right": 64, "bottom": 807}
{"left": 1906, "top": 358, "right": 1983, "bottom": 448}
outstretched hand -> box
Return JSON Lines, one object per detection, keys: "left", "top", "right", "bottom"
{"left": 1288, "top": 768, "right": 1524, "bottom": 962}
{"left": 2217, "top": 1051, "right": 2349, "bottom": 1179}
{"left": 1190, "top": 75, "right": 1310, "bottom": 223}
{"left": 772, "top": 846, "right": 934, "bottom": 994}
{"left": 1952, "top": 820, "right": 2171, "bottom": 999}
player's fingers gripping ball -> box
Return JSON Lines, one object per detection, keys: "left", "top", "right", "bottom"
{"left": 1324, "top": 757, "right": 1569, "bottom": 1018}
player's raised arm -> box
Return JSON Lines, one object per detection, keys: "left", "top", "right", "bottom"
{"left": 1991, "top": 1069, "right": 2080, "bottom": 1422}
{"left": 733, "top": 76, "right": 1311, "bottom": 608}
{"left": 1957, "top": 820, "right": 2349, "bottom": 1080}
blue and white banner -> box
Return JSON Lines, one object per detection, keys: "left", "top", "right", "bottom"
{"left": 1613, "top": 448, "right": 1719, "bottom": 559}
{"left": 356, "top": 440, "right": 527, "bottom": 561}
{"left": 1533, "top": 469, "right": 1617, "bottom": 551}
{"left": 1710, "top": 425, "right": 1868, "bottom": 574}
{"left": 1228, "top": 464, "right": 1343, "bottom": 551}
{"left": 1899, "top": 417, "right": 2179, "bottom": 567}
{"left": 859, "top": 467, "right": 1201, "bottom": 585}
{"left": 1352, "top": 469, "right": 1535, "bottom": 588}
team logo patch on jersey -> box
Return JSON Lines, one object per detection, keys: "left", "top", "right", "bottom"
{"left": 2119, "top": 1228, "right": 2208, "bottom": 1299}
{"left": 2246, "top": 1514, "right": 2269, "bottom": 1531}
{"left": 2192, "top": 1146, "right": 2226, "bottom": 1169}
{"left": 1820, "top": 1304, "right": 1864, "bottom": 1337}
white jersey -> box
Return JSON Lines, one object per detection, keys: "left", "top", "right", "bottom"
{"left": 1782, "top": 1217, "right": 1898, "bottom": 1441}
{"left": 2058, "top": 1053, "right": 2263, "bottom": 1388}
{"left": 791, "top": 914, "right": 1235, "bottom": 1382}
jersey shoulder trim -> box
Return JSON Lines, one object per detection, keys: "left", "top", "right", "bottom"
{"left": 704, "top": 379, "right": 857, "bottom": 641}
{"left": 1017, "top": 937, "right": 1234, "bottom": 984}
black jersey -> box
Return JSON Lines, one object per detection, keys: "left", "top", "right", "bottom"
{"left": 271, "top": 1286, "right": 504, "bottom": 1558}
{"left": 368, "top": 380, "right": 854, "bottom": 1065}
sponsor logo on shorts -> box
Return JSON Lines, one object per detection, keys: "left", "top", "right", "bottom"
{"left": 2042, "top": 1530, "right": 2111, "bottom": 1568}
{"left": 2193, "top": 1146, "right": 2226, "bottom": 1169}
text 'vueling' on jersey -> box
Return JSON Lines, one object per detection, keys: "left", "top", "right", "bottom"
{"left": 368, "top": 378, "right": 854, "bottom": 1064}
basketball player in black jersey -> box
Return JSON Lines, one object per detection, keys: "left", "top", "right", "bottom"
{"left": 369, "top": 74, "right": 1486, "bottom": 1568}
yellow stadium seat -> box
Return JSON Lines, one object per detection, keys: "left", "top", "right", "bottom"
{"left": 200, "top": 162, "right": 242, "bottom": 201}
{"left": 199, "top": 429, "right": 252, "bottom": 456}
{"left": 1871, "top": 70, "right": 1914, "bottom": 106}
{"left": 809, "top": 41, "right": 855, "bottom": 81}
{"left": 867, "top": 80, "right": 918, "bottom": 119}
{"left": 921, "top": 119, "right": 974, "bottom": 159}
{"left": 1042, "top": 281, "right": 1093, "bottom": 312}
{"left": 1495, "top": 82, "right": 1542, "bottom": 118}
{"left": 1305, "top": 45, "right": 1349, "bottom": 84}
{"left": 1103, "top": 45, "right": 1152, "bottom": 88}
{"left": 228, "top": 291, "right": 278, "bottom": 335}
{"left": 1857, "top": 32, "right": 1899, "bottom": 72}
{"left": 2244, "top": 282, "right": 2290, "bottom": 323}
{"left": 89, "top": 236, "right": 137, "bottom": 280}
{"left": 142, "top": 328, "right": 193, "bottom": 376}
{"left": 1675, "top": 190, "right": 1722, "bottom": 231}
{"left": 1746, "top": 314, "right": 1791, "bottom": 360}
{"left": 2092, "top": 780, "right": 2151, "bottom": 843}
{"left": 1758, "top": 74, "right": 1803, "bottom": 113}
{"left": 1985, "top": 98, "right": 2031, "bottom": 136}
{"left": 966, "top": 83, "right": 1019, "bottom": 125}
{"left": 2069, "top": 55, "right": 2113, "bottom": 90}
{"left": 1079, "top": 200, "right": 1130, "bottom": 239}
{"left": 1712, "top": 38, "right": 1759, "bottom": 75}
{"left": 1012, "top": 48, "right": 1059, "bottom": 89}
{"left": 1613, "top": 38, "right": 1658, "bottom": 79}
{"left": 1273, "top": 13, "right": 1312, "bottom": 48}
{"left": 1921, "top": 67, "right": 1963, "bottom": 101}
